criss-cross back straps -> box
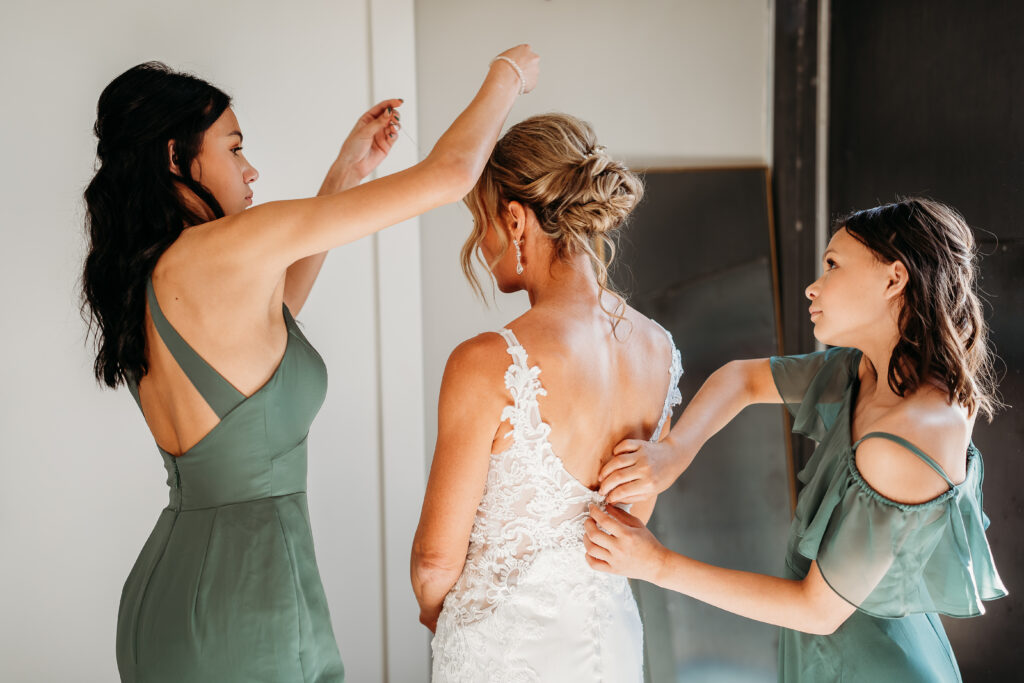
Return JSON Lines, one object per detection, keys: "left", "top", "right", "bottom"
{"left": 145, "top": 277, "right": 246, "bottom": 419}
{"left": 852, "top": 431, "right": 957, "bottom": 488}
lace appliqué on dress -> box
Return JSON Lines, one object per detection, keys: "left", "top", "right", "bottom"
{"left": 431, "top": 326, "right": 683, "bottom": 682}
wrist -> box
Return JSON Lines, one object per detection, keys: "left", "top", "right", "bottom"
{"left": 321, "top": 162, "right": 360, "bottom": 195}
{"left": 662, "top": 433, "right": 693, "bottom": 478}
{"left": 488, "top": 57, "right": 525, "bottom": 95}
{"left": 648, "top": 544, "right": 675, "bottom": 587}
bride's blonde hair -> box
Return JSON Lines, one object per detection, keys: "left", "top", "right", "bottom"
{"left": 461, "top": 113, "right": 643, "bottom": 330}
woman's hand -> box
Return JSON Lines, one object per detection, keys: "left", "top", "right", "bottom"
{"left": 491, "top": 44, "right": 540, "bottom": 94}
{"left": 324, "top": 98, "right": 404, "bottom": 191}
{"left": 598, "top": 438, "right": 686, "bottom": 505}
{"left": 584, "top": 504, "right": 669, "bottom": 584}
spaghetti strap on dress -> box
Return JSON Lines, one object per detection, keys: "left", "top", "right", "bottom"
{"left": 116, "top": 276, "right": 344, "bottom": 683}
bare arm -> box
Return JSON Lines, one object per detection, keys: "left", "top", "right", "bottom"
{"left": 283, "top": 99, "right": 401, "bottom": 314}
{"left": 202, "top": 46, "right": 538, "bottom": 292}
{"left": 599, "top": 358, "right": 779, "bottom": 504}
{"left": 585, "top": 505, "right": 855, "bottom": 635}
{"left": 411, "top": 335, "right": 509, "bottom": 632}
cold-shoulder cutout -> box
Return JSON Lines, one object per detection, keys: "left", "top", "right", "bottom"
{"left": 853, "top": 433, "right": 960, "bottom": 505}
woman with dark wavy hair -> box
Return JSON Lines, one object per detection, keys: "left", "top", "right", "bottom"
{"left": 82, "top": 46, "right": 538, "bottom": 682}
{"left": 587, "top": 197, "right": 1006, "bottom": 681}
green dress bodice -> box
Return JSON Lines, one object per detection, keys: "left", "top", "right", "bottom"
{"left": 770, "top": 347, "right": 1006, "bottom": 682}
{"left": 116, "top": 278, "right": 344, "bottom": 682}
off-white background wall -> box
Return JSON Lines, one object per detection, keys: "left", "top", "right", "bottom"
{"left": 0, "top": 0, "right": 425, "bottom": 680}
{"left": 416, "top": 0, "right": 775, "bottom": 456}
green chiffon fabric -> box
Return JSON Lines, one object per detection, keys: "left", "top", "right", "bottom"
{"left": 770, "top": 347, "right": 1006, "bottom": 682}
{"left": 116, "top": 278, "right": 344, "bottom": 682}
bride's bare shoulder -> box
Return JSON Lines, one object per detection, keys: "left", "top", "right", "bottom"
{"left": 440, "top": 332, "right": 515, "bottom": 402}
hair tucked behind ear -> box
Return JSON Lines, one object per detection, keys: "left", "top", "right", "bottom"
{"left": 82, "top": 61, "right": 230, "bottom": 389}
{"left": 836, "top": 197, "right": 1003, "bottom": 420}
{"left": 462, "top": 113, "right": 643, "bottom": 331}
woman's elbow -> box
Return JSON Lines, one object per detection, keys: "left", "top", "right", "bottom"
{"left": 410, "top": 549, "right": 464, "bottom": 595}
{"left": 423, "top": 153, "right": 479, "bottom": 203}
{"left": 802, "top": 600, "right": 853, "bottom": 636}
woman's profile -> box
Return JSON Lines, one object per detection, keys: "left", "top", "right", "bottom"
{"left": 590, "top": 198, "right": 1007, "bottom": 682}
{"left": 82, "top": 46, "right": 538, "bottom": 682}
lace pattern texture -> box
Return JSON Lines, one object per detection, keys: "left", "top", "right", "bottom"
{"left": 432, "top": 326, "right": 683, "bottom": 682}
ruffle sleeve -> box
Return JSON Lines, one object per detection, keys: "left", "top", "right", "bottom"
{"left": 770, "top": 347, "right": 861, "bottom": 442}
{"left": 813, "top": 445, "right": 1007, "bottom": 618}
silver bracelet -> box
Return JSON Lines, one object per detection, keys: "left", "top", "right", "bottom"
{"left": 490, "top": 55, "right": 526, "bottom": 95}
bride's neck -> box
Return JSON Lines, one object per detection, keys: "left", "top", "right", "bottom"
{"left": 525, "top": 253, "right": 602, "bottom": 311}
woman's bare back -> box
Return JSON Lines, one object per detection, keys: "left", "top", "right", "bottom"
{"left": 492, "top": 303, "right": 679, "bottom": 490}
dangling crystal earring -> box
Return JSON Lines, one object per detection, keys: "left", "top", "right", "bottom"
{"left": 514, "top": 239, "right": 524, "bottom": 274}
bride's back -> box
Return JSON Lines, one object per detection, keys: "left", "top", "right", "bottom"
{"left": 494, "top": 303, "right": 678, "bottom": 490}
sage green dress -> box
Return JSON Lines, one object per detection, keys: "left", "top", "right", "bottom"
{"left": 116, "top": 278, "right": 345, "bottom": 682}
{"left": 770, "top": 347, "right": 1006, "bottom": 682}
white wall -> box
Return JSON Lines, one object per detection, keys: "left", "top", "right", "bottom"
{"left": 0, "top": 0, "right": 424, "bottom": 680}
{"left": 415, "top": 0, "right": 775, "bottom": 456}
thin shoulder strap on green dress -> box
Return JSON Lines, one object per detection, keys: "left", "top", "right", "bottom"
{"left": 853, "top": 431, "right": 956, "bottom": 487}
{"left": 146, "top": 277, "right": 246, "bottom": 419}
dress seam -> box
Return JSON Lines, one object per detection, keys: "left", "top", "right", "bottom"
{"left": 134, "top": 511, "right": 179, "bottom": 669}
{"left": 274, "top": 506, "right": 306, "bottom": 682}
{"left": 191, "top": 508, "right": 218, "bottom": 622}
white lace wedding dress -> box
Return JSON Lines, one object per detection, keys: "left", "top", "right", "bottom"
{"left": 431, "top": 326, "right": 683, "bottom": 682}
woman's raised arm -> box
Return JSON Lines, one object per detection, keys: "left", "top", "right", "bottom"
{"left": 209, "top": 45, "right": 539, "bottom": 282}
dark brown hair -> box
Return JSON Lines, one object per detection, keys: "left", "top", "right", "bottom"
{"left": 82, "top": 61, "right": 230, "bottom": 388}
{"left": 836, "top": 197, "right": 1001, "bottom": 420}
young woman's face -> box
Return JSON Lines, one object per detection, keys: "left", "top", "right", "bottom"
{"left": 189, "top": 108, "right": 259, "bottom": 216}
{"left": 804, "top": 227, "right": 900, "bottom": 347}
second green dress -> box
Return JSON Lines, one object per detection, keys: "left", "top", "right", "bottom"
{"left": 116, "top": 278, "right": 345, "bottom": 682}
{"left": 770, "top": 347, "right": 1006, "bottom": 682}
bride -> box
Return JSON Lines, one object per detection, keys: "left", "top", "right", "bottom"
{"left": 411, "top": 113, "right": 683, "bottom": 682}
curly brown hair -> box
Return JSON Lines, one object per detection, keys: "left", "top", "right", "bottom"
{"left": 461, "top": 113, "right": 643, "bottom": 330}
{"left": 836, "top": 197, "right": 1002, "bottom": 420}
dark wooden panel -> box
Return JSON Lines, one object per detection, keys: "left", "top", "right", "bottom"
{"left": 772, "top": 0, "right": 821, "bottom": 474}
{"left": 829, "top": 2, "right": 1024, "bottom": 678}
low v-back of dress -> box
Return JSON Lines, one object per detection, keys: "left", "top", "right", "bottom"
{"left": 116, "top": 276, "right": 345, "bottom": 683}
{"left": 431, "top": 324, "right": 683, "bottom": 683}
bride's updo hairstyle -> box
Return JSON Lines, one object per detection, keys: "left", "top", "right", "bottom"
{"left": 462, "top": 113, "right": 643, "bottom": 327}
{"left": 837, "top": 197, "right": 1001, "bottom": 420}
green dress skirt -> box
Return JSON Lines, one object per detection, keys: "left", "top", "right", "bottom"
{"left": 116, "top": 278, "right": 345, "bottom": 682}
{"left": 770, "top": 347, "right": 1006, "bottom": 682}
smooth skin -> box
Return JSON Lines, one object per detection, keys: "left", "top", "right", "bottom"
{"left": 586, "top": 227, "right": 973, "bottom": 635}
{"left": 411, "top": 200, "right": 678, "bottom": 632}
{"left": 137, "top": 45, "right": 539, "bottom": 457}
